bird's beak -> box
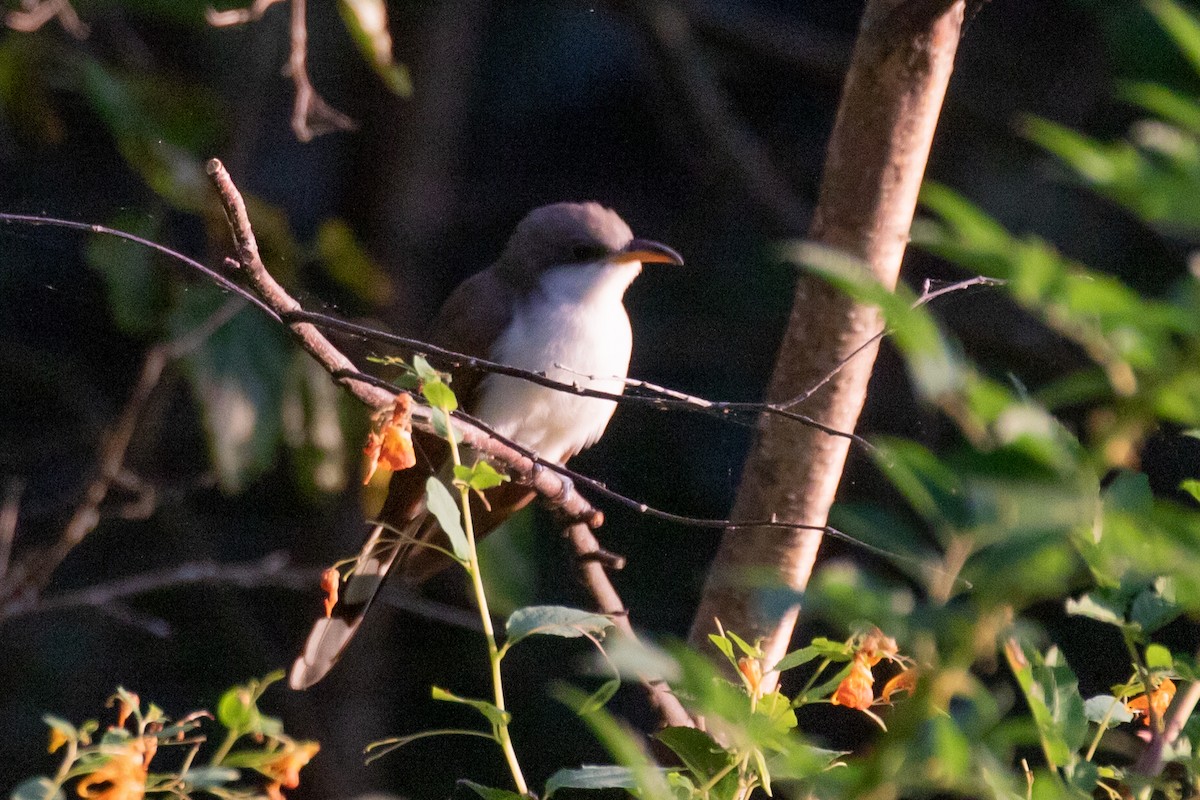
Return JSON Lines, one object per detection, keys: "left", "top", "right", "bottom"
{"left": 611, "top": 238, "right": 684, "bottom": 266}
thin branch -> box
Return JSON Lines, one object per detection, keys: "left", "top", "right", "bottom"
{"left": 287, "top": 308, "right": 871, "bottom": 450}
{"left": 564, "top": 522, "right": 694, "bottom": 728}
{"left": 1133, "top": 670, "right": 1200, "bottom": 777}
{"left": 0, "top": 298, "right": 244, "bottom": 609}
{"left": 5, "top": 0, "right": 88, "bottom": 38}
{"left": 0, "top": 478, "right": 23, "bottom": 582}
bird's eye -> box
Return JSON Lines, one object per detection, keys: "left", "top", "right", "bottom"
{"left": 572, "top": 244, "right": 609, "bottom": 262}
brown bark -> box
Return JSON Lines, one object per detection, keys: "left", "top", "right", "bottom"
{"left": 688, "top": 0, "right": 967, "bottom": 679}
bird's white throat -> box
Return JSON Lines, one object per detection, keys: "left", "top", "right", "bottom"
{"left": 473, "top": 260, "right": 642, "bottom": 463}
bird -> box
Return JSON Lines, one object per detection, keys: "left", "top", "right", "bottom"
{"left": 289, "top": 202, "right": 683, "bottom": 689}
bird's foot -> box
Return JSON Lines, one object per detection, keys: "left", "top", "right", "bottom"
{"left": 545, "top": 474, "right": 575, "bottom": 511}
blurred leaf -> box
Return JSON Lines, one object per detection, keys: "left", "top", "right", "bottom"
{"left": 782, "top": 242, "right": 967, "bottom": 402}
{"left": 1180, "top": 478, "right": 1200, "bottom": 502}
{"left": 282, "top": 351, "right": 350, "bottom": 497}
{"left": 316, "top": 218, "right": 394, "bottom": 306}
{"left": 179, "top": 767, "right": 240, "bottom": 789}
{"left": 504, "top": 605, "right": 612, "bottom": 647}
{"left": 0, "top": 38, "right": 64, "bottom": 143}
{"left": 1082, "top": 695, "right": 1134, "bottom": 726}
{"left": 553, "top": 685, "right": 674, "bottom": 800}
{"left": 1004, "top": 638, "right": 1088, "bottom": 768}
{"left": 575, "top": 679, "right": 621, "bottom": 715}
{"left": 10, "top": 778, "right": 63, "bottom": 800}
{"left": 339, "top": 0, "right": 413, "bottom": 97}
{"left": 431, "top": 686, "right": 510, "bottom": 727}
{"left": 85, "top": 211, "right": 169, "bottom": 337}
{"left": 653, "top": 726, "right": 736, "bottom": 786}
{"left": 1148, "top": 0, "right": 1200, "bottom": 76}
{"left": 171, "top": 287, "right": 288, "bottom": 493}
{"left": 544, "top": 765, "right": 658, "bottom": 798}
{"left": 1145, "top": 642, "right": 1174, "bottom": 670}
{"left": 457, "top": 781, "right": 525, "bottom": 800}
{"left": 1118, "top": 80, "right": 1200, "bottom": 134}
{"left": 477, "top": 508, "right": 537, "bottom": 616}
{"left": 911, "top": 716, "right": 972, "bottom": 785}
{"left": 424, "top": 478, "right": 469, "bottom": 561}
{"left": 74, "top": 56, "right": 210, "bottom": 212}
{"left": 216, "top": 685, "right": 258, "bottom": 732}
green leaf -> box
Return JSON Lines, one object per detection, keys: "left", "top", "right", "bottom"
{"left": 545, "top": 765, "right": 658, "bottom": 798}
{"left": 216, "top": 686, "right": 258, "bottom": 732}
{"left": 1145, "top": 643, "right": 1174, "bottom": 670}
{"left": 364, "top": 729, "right": 494, "bottom": 764}
{"left": 1004, "top": 639, "right": 1088, "bottom": 768}
{"left": 455, "top": 461, "right": 510, "bottom": 491}
{"left": 172, "top": 287, "right": 289, "bottom": 493}
{"left": 772, "top": 645, "right": 823, "bottom": 673}
{"left": 422, "top": 379, "right": 458, "bottom": 412}
{"left": 424, "top": 477, "right": 469, "bottom": 561}
{"left": 315, "top": 218, "right": 394, "bottom": 306}
{"left": 10, "top": 778, "right": 64, "bottom": 800}
{"left": 1082, "top": 695, "right": 1134, "bottom": 726}
{"left": 412, "top": 355, "right": 442, "bottom": 384}
{"left": 1065, "top": 593, "right": 1127, "bottom": 628}
{"left": 707, "top": 633, "right": 736, "bottom": 665}
{"left": 1148, "top": 0, "right": 1200, "bottom": 76}
{"left": 505, "top": 605, "right": 613, "bottom": 647}
{"left": 431, "top": 686, "right": 511, "bottom": 727}
{"left": 1181, "top": 478, "right": 1200, "bottom": 503}
{"left": 553, "top": 685, "right": 674, "bottom": 800}
{"left": 726, "top": 630, "right": 760, "bottom": 659}
{"left": 456, "top": 781, "right": 525, "bottom": 800}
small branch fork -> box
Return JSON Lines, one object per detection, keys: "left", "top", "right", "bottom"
{"left": 206, "top": 0, "right": 355, "bottom": 142}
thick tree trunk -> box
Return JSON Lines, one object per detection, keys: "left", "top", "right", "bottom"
{"left": 688, "top": 0, "right": 967, "bottom": 679}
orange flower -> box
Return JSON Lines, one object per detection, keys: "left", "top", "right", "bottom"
{"left": 320, "top": 567, "right": 340, "bottom": 618}
{"left": 76, "top": 738, "right": 153, "bottom": 800}
{"left": 363, "top": 395, "right": 417, "bottom": 483}
{"left": 832, "top": 654, "right": 876, "bottom": 711}
{"left": 738, "top": 657, "right": 764, "bottom": 695}
{"left": 48, "top": 727, "right": 70, "bottom": 754}
{"left": 1126, "top": 678, "right": 1176, "bottom": 726}
{"left": 260, "top": 740, "right": 319, "bottom": 800}
{"left": 880, "top": 668, "right": 918, "bottom": 703}
{"left": 859, "top": 628, "right": 899, "bottom": 667}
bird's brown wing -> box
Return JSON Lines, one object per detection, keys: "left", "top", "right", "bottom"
{"left": 389, "top": 268, "right": 537, "bottom": 582}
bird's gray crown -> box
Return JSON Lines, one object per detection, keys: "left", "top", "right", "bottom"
{"left": 496, "top": 202, "right": 634, "bottom": 286}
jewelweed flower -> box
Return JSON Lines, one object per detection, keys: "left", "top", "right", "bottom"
{"left": 1126, "top": 677, "right": 1176, "bottom": 726}
{"left": 363, "top": 395, "right": 416, "bottom": 483}
{"left": 260, "top": 739, "right": 319, "bottom": 800}
{"left": 76, "top": 738, "right": 153, "bottom": 800}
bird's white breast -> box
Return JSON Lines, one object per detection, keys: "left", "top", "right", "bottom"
{"left": 473, "top": 262, "right": 639, "bottom": 464}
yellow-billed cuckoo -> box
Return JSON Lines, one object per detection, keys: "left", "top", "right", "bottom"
{"left": 289, "top": 202, "right": 683, "bottom": 688}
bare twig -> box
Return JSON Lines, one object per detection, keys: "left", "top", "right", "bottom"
{"left": 206, "top": 0, "right": 355, "bottom": 141}
{"left": 284, "top": 0, "right": 355, "bottom": 141}
{"left": 5, "top": 0, "right": 88, "bottom": 38}
{"left": 205, "top": 0, "right": 285, "bottom": 26}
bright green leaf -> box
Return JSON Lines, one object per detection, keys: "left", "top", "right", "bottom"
{"left": 424, "top": 478, "right": 469, "bottom": 561}
{"left": 431, "top": 686, "right": 510, "bottom": 727}
{"left": 505, "top": 605, "right": 612, "bottom": 647}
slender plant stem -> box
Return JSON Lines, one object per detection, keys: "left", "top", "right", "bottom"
{"left": 444, "top": 412, "right": 529, "bottom": 796}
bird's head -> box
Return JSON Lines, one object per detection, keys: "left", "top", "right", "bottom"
{"left": 497, "top": 202, "right": 683, "bottom": 297}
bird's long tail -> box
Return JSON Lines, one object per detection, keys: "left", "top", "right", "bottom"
{"left": 288, "top": 512, "right": 433, "bottom": 689}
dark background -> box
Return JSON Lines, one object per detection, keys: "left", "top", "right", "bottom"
{"left": 0, "top": 1, "right": 1189, "bottom": 797}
